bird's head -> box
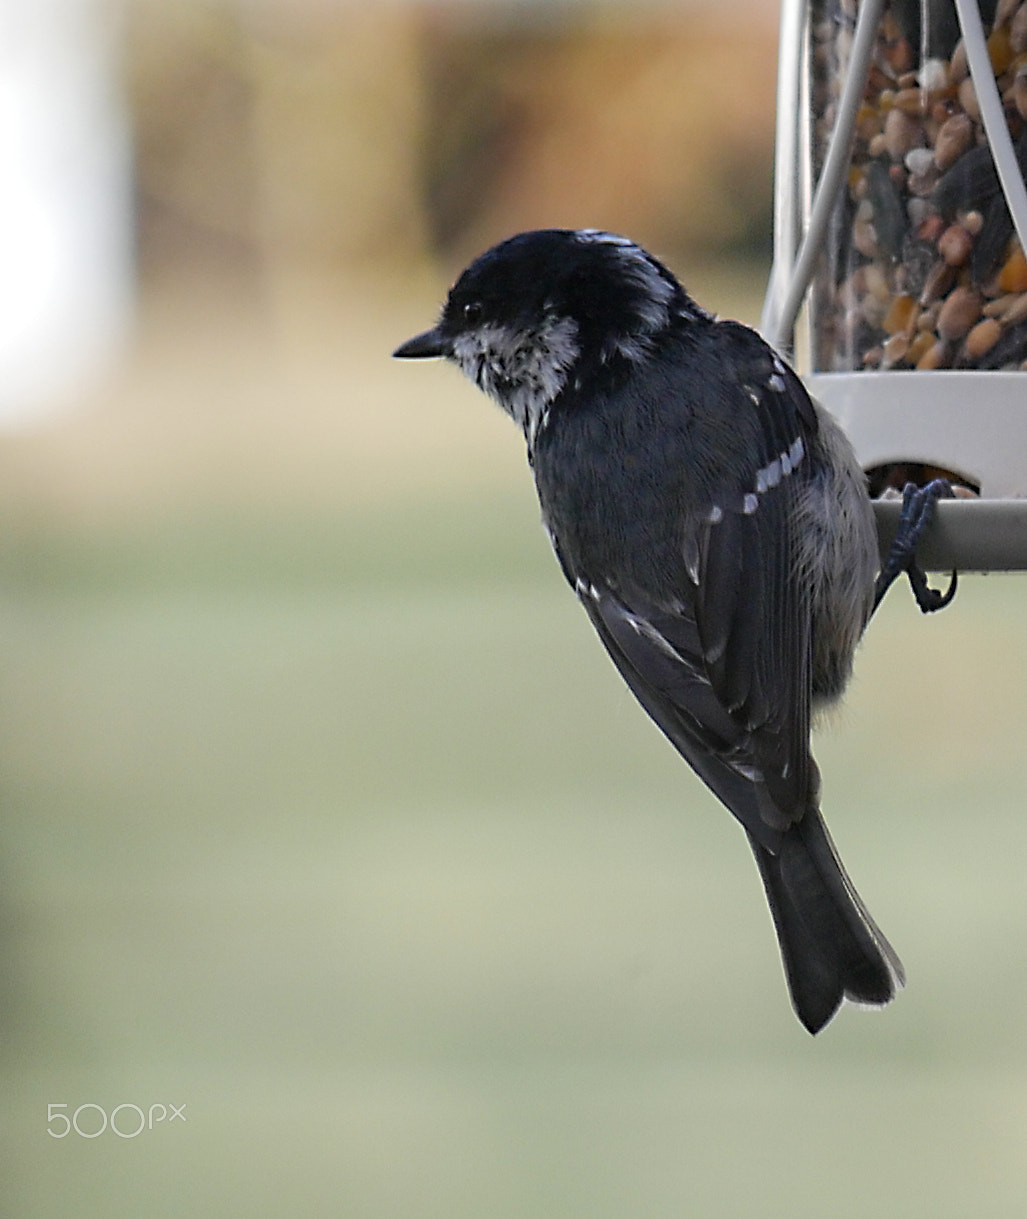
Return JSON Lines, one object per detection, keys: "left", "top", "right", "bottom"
{"left": 393, "top": 229, "right": 702, "bottom": 442}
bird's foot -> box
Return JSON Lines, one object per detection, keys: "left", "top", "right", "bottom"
{"left": 873, "top": 479, "right": 958, "bottom": 615}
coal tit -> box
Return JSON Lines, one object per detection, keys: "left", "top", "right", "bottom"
{"left": 394, "top": 228, "right": 907, "bottom": 1034}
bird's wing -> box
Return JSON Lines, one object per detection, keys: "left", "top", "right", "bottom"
{"left": 577, "top": 333, "right": 820, "bottom": 852}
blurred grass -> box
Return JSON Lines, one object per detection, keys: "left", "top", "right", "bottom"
{"left": 1, "top": 265, "right": 1026, "bottom": 1215}
{"left": 2, "top": 499, "right": 1027, "bottom": 1216}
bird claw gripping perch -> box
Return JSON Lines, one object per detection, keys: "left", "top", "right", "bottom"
{"left": 873, "top": 479, "right": 958, "bottom": 615}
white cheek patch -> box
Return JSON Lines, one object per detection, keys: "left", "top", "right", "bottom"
{"left": 451, "top": 317, "right": 580, "bottom": 443}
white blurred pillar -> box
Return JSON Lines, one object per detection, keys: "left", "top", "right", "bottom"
{"left": 0, "top": 0, "right": 132, "bottom": 424}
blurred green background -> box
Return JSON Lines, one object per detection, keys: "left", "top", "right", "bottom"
{"left": 2, "top": 1, "right": 1026, "bottom": 1215}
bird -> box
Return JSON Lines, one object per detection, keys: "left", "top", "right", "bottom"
{"left": 394, "top": 228, "right": 943, "bottom": 1033}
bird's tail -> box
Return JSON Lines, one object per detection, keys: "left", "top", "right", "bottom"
{"left": 750, "top": 810, "right": 904, "bottom": 1034}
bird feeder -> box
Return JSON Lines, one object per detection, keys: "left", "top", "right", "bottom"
{"left": 761, "top": 0, "right": 1027, "bottom": 570}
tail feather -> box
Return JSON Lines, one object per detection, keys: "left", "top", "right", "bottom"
{"left": 751, "top": 810, "right": 904, "bottom": 1034}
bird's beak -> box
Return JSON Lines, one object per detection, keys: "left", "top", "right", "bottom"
{"left": 392, "top": 326, "right": 450, "bottom": 359}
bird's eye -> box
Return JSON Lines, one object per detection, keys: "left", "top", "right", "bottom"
{"left": 462, "top": 301, "right": 483, "bottom": 326}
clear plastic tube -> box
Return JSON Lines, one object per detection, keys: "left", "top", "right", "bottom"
{"left": 801, "top": 0, "right": 1027, "bottom": 374}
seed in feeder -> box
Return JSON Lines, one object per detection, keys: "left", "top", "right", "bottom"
{"left": 889, "top": 38, "right": 914, "bottom": 73}
{"left": 881, "top": 10, "right": 914, "bottom": 74}
{"left": 916, "top": 340, "right": 949, "bottom": 369}
{"left": 1004, "top": 292, "right": 1027, "bottom": 325}
{"left": 867, "top": 64, "right": 894, "bottom": 95}
{"left": 995, "top": 0, "right": 1021, "bottom": 29}
{"left": 884, "top": 107, "right": 925, "bottom": 160}
{"left": 907, "top": 163, "right": 941, "bottom": 197}
{"left": 883, "top": 293, "right": 917, "bottom": 334}
{"left": 957, "top": 77, "right": 980, "bottom": 121}
{"left": 853, "top": 217, "right": 883, "bottom": 260}
{"left": 1011, "top": 64, "right": 1027, "bottom": 120}
{"left": 908, "top": 197, "right": 931, "bottom": 227}
{"left": 937, "top": 285, "right": 984, "bottom": 340}
{"left": 924, "top": 116, "right": 942, "bottom": 150}
{"left": 1012, "top": 4, "right": 1027, "bottom": 54}
{"left": 915, "top": 213, "right": 946, "bottom": 243}
{"left": 860, "top": 290, "right": 888, "bottom": 329}
{"left": 980, "top": 271, "right": 1004, "bottom": 301}
{"left": 988, "top": 26, "right": 1014, "bottom": 75}
{"left": 906, "top": 170, "right": 937, "bottom": 197}
{"left": 984, "top": 295, "right": 1015, "bottom": 318}
{"left": 918, "top": 301, "right": 942, "bottom": 331}
{"left": 920, "top": 58, "right": 950, "bottom": 96}
{"left": 894, "top": 87, "right": 923, "bottom": 115}
{"left": 920, "top": 260, "right": 957, "bottom": 304}
{"left": 939, "top": 223, "right": 974, "bottom": 266}
{"left": 882, "top": 333, "right": 910, "bottom": 366}
{"left": 855, "top": 103, "right": 881, "bottom": 141}
{"left": 933, "top": 112, "right": 974, "bottom": 170}
{"left": 906, "top": 330, "right": 936, "bottom": 365}
{"left": 899, "top": 242, "right": 938, "bottom": 297}
{"left": 863, "top": 262, "right": 891, "bottom": 303}
{"left": 810, "top": 6, "right": 1027, "bottom": 374}
{"left": 905, "top": 147, "right": 935, "bottom": 177}
{"left": 868, "top": 133, "right": 890, "bottom": 159}
{"left": 965, "top": 316, "right": 1003, "bottom": 359}
{"left": 927, "top": 97, "right": 948, "bottom": 122}
{"left": 998, "top": 244, "right": 1027, "bottom": 292}
{"left": 950, "top": 40, "right": 969, "bottom": 82}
